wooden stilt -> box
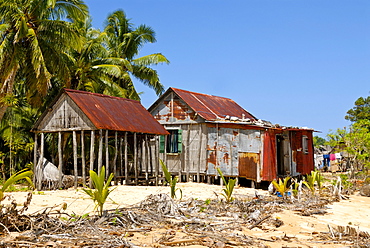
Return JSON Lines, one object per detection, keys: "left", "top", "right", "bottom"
{"left": 37, "top": 133, "right": 44, "bottom": 190}
{"left": 134, "top": 132, "right": 137, "bottom": 185}
{"left": 58, "top": 131, "right": 63, "bottom": 188}
{"left": 145, "top": 135, "right": 148, "bottom": 184}
{"left": 89, "top": 130, "right": 95, "bottom": 188}
{"left": 81, "top": 130, "right": 86, "bottom": 186}
{"left": 124, "top": 132, "right": 128, "bottom": 185}
{"left": 33, "top": 133, "right": 38, "bottom": 186}
{"left": 155, "top": 135, "right": 159, "bottom": 186}
{"left": 113, "top": 131, "right": 118, "bottom": 183}
{"left": 98, "top": 129, "right": 103, "bottom": 175}
{"left": 73, "top": 131, "right": 78, "bottom": 189}
{"left": 105, "top": 130, "right": 109, "bottom": 178}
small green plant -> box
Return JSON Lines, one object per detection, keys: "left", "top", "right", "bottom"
{"left": 204, "top": 199, "right": 211, "bottom": 205}
{"left": 291, "top": 180, "right": 300, "bottom": 197}
{"left": 303, "top": 170, "right": 323, "bottom": 195}
{"left": 160, "top": 159, "right": 182, "bottom": 199}
{"left": 82, "top": 166, "right": 115, "bottom": 217}
{"left": 217, "top": 168, "right": 236, "bottom": 203}
{"left": 0, "top": 169, "right": 33, "bottom": 201}
{"left": 272, "top": 177, "right": 291, "bottom": 198}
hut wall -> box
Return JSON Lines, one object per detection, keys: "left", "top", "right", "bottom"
{"left": 37, "top": 95, "right": 95, "bottom": 132}
{"left": 155, "top": 123, "right": 207, "bottom": 177}
{"left": 206, "top": 124, "right": 263, "bottom": 178}
{"left": 151, "top": 94, "right": 202, "bottom": 124}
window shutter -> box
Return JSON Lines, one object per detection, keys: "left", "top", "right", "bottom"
{"left": 177, "top": 129, "right": 183, "bottom": 153}
{"left": 159, "top": 135, "right": 165, "bottom": 153}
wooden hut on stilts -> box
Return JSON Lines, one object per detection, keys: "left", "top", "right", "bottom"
{"left": 32, "top": 89, "right": 168, "bottom": 190}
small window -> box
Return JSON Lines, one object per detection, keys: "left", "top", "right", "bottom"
{"left": 160, "top": 129, "right": 182, "bottom": 153}
{"left": 302, "top": 135, "right": 309, "bottom": 154}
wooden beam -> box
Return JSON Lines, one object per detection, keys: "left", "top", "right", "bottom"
{"left": 89, "top": 130, "right": 95, "bottom": 188}
{"left": 105, "top": 129, "right": 109, "bottom": 178}
{"left": 134, "top": 132, "right": 137, "bottom": 185}
{"left": 124, "top": 132, "right": 128, "bottom": 185}
{"left": 33, "top": 133, "right": 38, "bottom": 186}
{"left": 37, "top": 133, "right": 44, "bottom": 190}
{"left": 58, "top": 131, "right": 63, "bottom": 188}
{"left": 81, "top": 130, "right": 86, "bottom": 186}
{"left": 73, "top": 130, "right": 78, "bottom": 189}
{"left": 98, "top": 129, "right": 103, "bottom": 175}
{"left": 155, "top": 135, "right": 159, "bottom": 186}
{"left": 113, "top": 131, "right": 118, "bottom": 183}
{"left": 197, "top": 124, "right": 202, "bottom": 183}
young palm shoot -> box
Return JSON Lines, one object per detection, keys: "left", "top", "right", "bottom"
{"left": 0, "top": 169, "right": 33, "bottom": 202}
{"left": 160, "top": 159, "right": 182, "bottom": 199}
{"left": 303, "top": 170, "right": 318, "bottom": 195}
{"left": 272, "top": 177, "right": 291, "bottom": 198}
{"left": 217, "top": 168, "right": 236, "bottom": 203}
{"left": 82, "top": 166, "right": 115, "bottom": 217}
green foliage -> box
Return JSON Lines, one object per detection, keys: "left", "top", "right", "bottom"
{"left": 217, "top": 168, "right": 236, "bottom": 203}
{"left": 332, "top": 173, "right": 353, "bottom": 190}
{"left": 303, "top": 170, "right": 323, "bottom": 195}
{"left": 0, "top": 169, "right": 33, "bottom": 201}
{"left": 313, "top": 136, "right": 326, "bottom": 147}
{"left": 160, "top": 159, "right": 182, "bottom": 199}
{"left": 345, "top": 96, "right": 370, "bottom": 123}
{"left": 82, "top": 166, "right": 115, "bottom": 217}
{"left": 272, "top": 177, "right": 291, "bottom": 198}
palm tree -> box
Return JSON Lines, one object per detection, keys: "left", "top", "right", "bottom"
{"left": 66, "top": 19, "right": 134, "bottom": 98}
{"left": 104, "top": 10, "right": 169, "bottom": 100}
{"left": 0, "top": 0, "right": 88, "bottom": 122}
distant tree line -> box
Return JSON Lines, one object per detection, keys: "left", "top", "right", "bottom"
{"left": 0, "top": 0, "right": 169, "bottom": 178}
{"left": 326, "top": 96, "right": 370, "bottom": 173}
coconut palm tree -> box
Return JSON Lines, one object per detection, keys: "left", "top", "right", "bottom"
{"left": 0, "top": 0, "right": 88, "bottom": 122}
{"left": 66, "top": 19, "right": 135, "bottom": 98}
{"left": 104, "top": 10, "right": 169, "bottom": 100}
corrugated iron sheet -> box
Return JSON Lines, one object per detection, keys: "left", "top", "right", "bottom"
{"left": 65, "top": 89, "right": 168, "bottom": 135}
{"left": 171, "top": 88, "right": 257, "bottom": 121}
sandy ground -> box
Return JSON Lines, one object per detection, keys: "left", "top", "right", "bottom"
{"left": 4, "top": 182, "right": 370, "bottom": 247}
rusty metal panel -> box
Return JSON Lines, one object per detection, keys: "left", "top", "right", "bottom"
{"left": 61, "top": 89, "right": 168, "bottom": 135}
{"left": 206, "top": 126, "right": 239, "bottom": 176}
{"left": 239, "top": 129, "right": 261, "bottom": 153}
{"left": 172, "top": 88, "right": 257, "bottom": 121}
{"left": 238, "top": 152, "right": 259, "bottom": 180}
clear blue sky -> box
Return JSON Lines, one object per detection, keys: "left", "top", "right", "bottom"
{"left": 85, "top": 0, "right": 370, "bottom": 138}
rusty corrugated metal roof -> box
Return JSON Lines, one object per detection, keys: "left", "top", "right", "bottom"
{"left": 170, "top": 88, "right": 257, "bottom": 121}
{"left": 65, "top": 89, "right": 168, "bottom": 135}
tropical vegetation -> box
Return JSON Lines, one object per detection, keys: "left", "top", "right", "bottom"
{"left": 0, "top": 1, "right": 169, "bottom": 180}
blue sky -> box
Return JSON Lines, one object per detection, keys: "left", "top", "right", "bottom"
{"left": 85, "top": 0, "right": 370, "bottom": 138}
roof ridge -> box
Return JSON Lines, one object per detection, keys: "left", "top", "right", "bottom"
{"left": 64, "top": 89, "right": 140, "bottom": 103}
{"left": 170, "top": 87, "right": 233, "bottom": 101}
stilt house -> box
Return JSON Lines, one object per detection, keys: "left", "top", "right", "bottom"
{"left": 149, "top": 87, "right": 314, "bottom": 185}
{"left": 32, "top": 89, "right": 168, "bottom": 190}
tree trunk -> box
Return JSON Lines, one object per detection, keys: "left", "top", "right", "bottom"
{"left": 0, "top": 68, "right": 18, "bottom": 122}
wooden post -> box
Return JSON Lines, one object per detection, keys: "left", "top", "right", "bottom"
{"left": 144, "top": 135, "right": 148, "bottom": 183}
{"left": 36, "top": 133, "right": 44, "bottom": 190}
{"left": 105, "top": 129, "right": 109, "bottom": 178}
{"left": 81, "top": 130, "right": 86, "bottom": 186}
{"left": 134, "top": 132, "right": 138, "bottom": 185}
{"left": 119, "top": 137, "right": 123, "bottom": 178}
{"left": 89, "top": 130, "right": 95, "bottom": 188}
{"left": 124, "top": 132, "right": 128, "bottom": 185}
{"left": 113, "top": 131, "right": 118, "bottom": 183}
{"left": 197, "top": 124, "right": 202, "bottom": 183}
{"left": 58, "top": 131, "right": 63, "bottom": 188}
{"left": 186, "top": 126, "right": 191, "bottom": 182}
{"left": 33, "top": 133, "right": 38, "bottom": 186}
{"left": 155, "top": 135, "right": 159, "bottom": 186}
{"left": 73, "top": 131, "right": 78, "bottom": 189}
{"left": 98, "top": 129, "right": 103, "bottom": 175}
